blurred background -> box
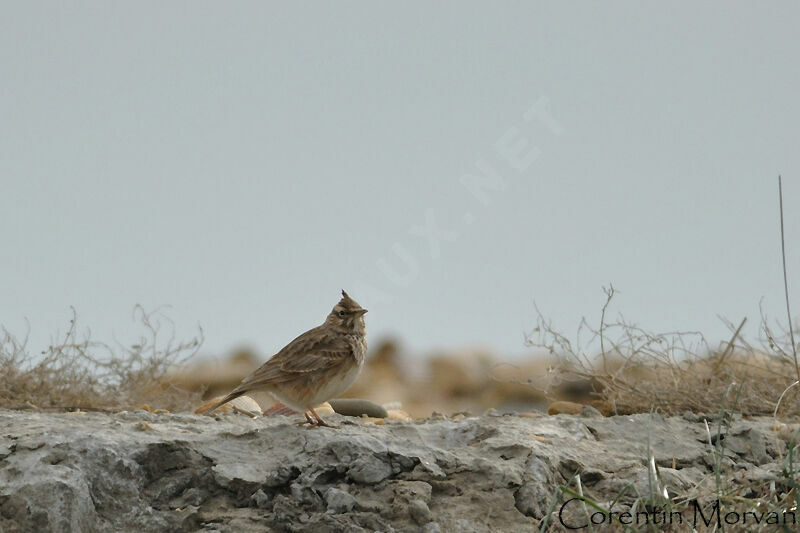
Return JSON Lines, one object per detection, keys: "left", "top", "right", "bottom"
{"left": 2, "top": 3, "right": 798, "bottom": 415}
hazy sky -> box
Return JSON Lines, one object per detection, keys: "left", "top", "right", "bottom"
{"left": 2, "top": 3, "right": 798, "bottom": 360}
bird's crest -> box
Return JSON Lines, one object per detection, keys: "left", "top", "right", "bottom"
{"left": 337, "top": 290, "right": 365, "bottom": 312}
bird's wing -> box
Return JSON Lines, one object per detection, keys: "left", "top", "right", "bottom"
{"left": 234, "top": 328, "right": 352, "bottom": 390}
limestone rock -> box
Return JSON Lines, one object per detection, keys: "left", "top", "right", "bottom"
{"left": 0, "top": 409, "right": 792, "bottom": 532}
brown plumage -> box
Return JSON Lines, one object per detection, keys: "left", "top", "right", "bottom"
{"left": 197, "top": 290, "right": 367, "bottom": 427}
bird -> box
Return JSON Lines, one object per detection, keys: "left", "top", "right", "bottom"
{"left": 197, "top": 290, "right": 368, "bottom": 428}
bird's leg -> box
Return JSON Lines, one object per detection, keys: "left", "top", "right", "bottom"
{"left": 310, "top": 407, "right": 339, "bottom": 429}
{"left": 295, "top": 412, "right": 315, "bottom": 426}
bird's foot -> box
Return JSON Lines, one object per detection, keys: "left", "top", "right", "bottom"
{"left": 296, "top": 412, "right": 316, "bottom": 427}
{"left": 295, "top": 408, "right": 339, "bottom": 429}
{"left": 310, "top": 407, "right": 339, "bottom": 428}
{"left": 311, "top": 419, "right": 339, "bottom": 429}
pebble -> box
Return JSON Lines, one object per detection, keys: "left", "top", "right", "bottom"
{"left": 324, "top": 488, "right": 356, "bottom": 514}
{"left": 547, "top": 401, "right": 584, "bottom": 415}
{"left": 135, "top": 421, "right": 155, "bottom": 432}
{"left": 329, "top": 399, "right": 388, "bottom": 418}
{"left": 194, "top": 395, "right": 262, "bottom": 416}
{"left": 386, "top": 409, "right": 412, "bottom": 421}
{"left": 314, "top": 402, "right": 336, "bottom": 416}
{"left": 580, "top": 406, "right": 604, "bottom": 418}
{"left": 408, "top": 499, "right": 432, "bottom": 525}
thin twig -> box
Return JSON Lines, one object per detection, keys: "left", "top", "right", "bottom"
{"left": 599, "top": 284, "right": 614, "bottom": 373}
{"left": 714, "top": 317, "right": 747, "bottom": 371}
{"left": 774, "top": 380, "right": 800, "bottom": 419}
{"left": 778, "top": 176, "right": 799, "bottom": 381}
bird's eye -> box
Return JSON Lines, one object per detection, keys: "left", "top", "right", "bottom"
{"left": 337, "top": 311, "right": 346, "bottom": 317}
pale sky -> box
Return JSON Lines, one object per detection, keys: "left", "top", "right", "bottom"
{"left": 2, "top": 3, "right": 798, "bottom": 360}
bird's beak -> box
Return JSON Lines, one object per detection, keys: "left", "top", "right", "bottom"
{"left": 356, "top": 309, "right": 368, "bottom": 316}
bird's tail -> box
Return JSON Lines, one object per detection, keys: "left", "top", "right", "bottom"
{"left": 195, "top": 390, "right": 246, "bottom": 415}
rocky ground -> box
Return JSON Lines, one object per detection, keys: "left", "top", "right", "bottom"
{"left": 0, "top": 408, "right": 797, "bottom": 532}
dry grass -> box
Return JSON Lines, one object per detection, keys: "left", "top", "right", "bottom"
{"left": 526, "top": 285, "right": 800, "bottom": 418}
{"left": 0, "top": 306, "right": 203, "bottom": 412}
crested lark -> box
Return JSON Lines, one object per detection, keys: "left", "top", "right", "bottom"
{"left": 198, "top": 290, "right": 367, "bottom": 427}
